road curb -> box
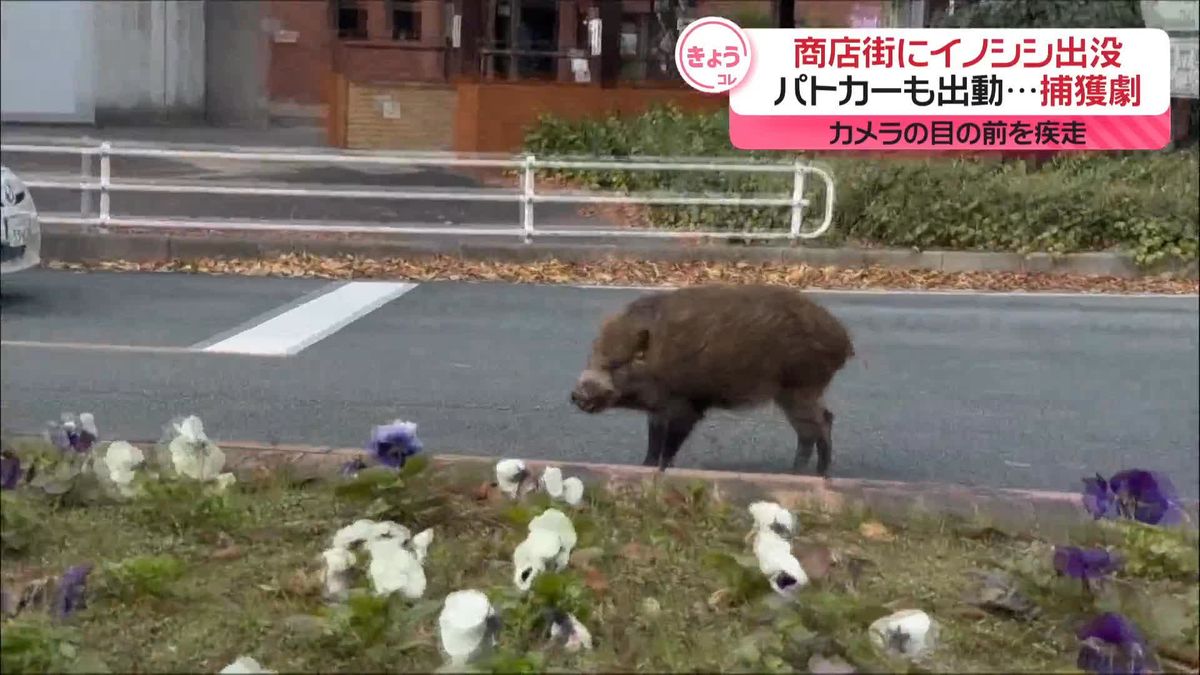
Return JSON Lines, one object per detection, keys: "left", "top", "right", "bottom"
{"left": 38, "top": 227, "right": 1199, "bottom": 280}
{"left": 216, "top": 441, "right": 1200, "bottom": 541}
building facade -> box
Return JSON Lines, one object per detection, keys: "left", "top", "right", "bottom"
{"left": 1, "top": 0, "right": 267, "bottom": 126}
{"left": 265, "top": 0, "right": 899, "bottom": 123}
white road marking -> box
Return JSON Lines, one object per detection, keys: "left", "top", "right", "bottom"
{"left": 197, "top": 281, "right": 418, "bottom": 356}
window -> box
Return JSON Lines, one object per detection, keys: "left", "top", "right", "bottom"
{"left": 335, "top": 0, "right": 367, "bottom": 39}
{"left": 392, "top": 0, "right": 421, "bottom": 41}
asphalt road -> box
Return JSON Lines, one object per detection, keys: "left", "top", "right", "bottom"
{"left": 2, "top": 269, "right": 1197, "bottom": 497}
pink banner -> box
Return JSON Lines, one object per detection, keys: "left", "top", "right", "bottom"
{"left": 729, "top": 111, "right": 1172, "bottom": 151}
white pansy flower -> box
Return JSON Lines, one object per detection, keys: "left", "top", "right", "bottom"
{"left": 529, "top": 508, "right": 577, "bottom": 567}
{"left": 512, "top": 529, "right": 565, "bottom": 591}
{"left": 102, "top": 441, "right": 144, "bottom": 497}
{"left": 78, "top": 413, "right": 99, "bottom": 440}
{"left": 438, "top": 589, "right": 499, "bottom": 667}
{"left": 752, "top": 529, "right": 809, "bottom": 595}
{"left": 214, "top": 472, "right": 237, "bottom": 493}
{"left": 540, "top": 467, "right": 564, "bottom": 499}
{"left": 332, "top": 519, "right": 378, "bottom": 549}
{"left": 748, "top": 501, "right": 796, "bottom": 537}
{"left": 409, "top": 528, "right": 434, "bottom": 565}
{"left": 512, "top": 508, "right": 578, "bottom": 590}
{"left": 321, "top": 547, "right": 357, "bottom": 602}
{"left": 495, "top": 459, "right": 530, "bottom": 498}
{"left": 219, "top": 655, "right": 275, "bottom": 674}
{"left": 167, "top": 415, "right": 226, "bottom": 481}
{"left": 869, "top": 609, "right": 938, "bottom": 658}
{"left": 368, "top": 520, "right": 411, "bottom": 543}
{"left": 366, "top": 538, "right": 426, "bottom": 599}
{"left": 549, "top": 611, "right": 593, "bottom": 652}
{"left": 332, "top": 519, "right": 410, "bottom": 550}
{"left": 561, "top": 477, "right": 585, "bottom": 507}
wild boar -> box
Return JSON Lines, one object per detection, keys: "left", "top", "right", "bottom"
{"left": 569, "top": 284, "right": 854, "bottom": 476}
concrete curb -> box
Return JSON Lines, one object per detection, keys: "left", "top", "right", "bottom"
{"left": 215, "top": 441, "right": 1200, "bottom": 541}
{"left": 39, "top": 227, "right": 1199, "bottom": 280}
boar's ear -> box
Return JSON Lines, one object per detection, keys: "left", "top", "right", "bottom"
{"left": 632, "top": 328, "right": 650, "bottom": 361}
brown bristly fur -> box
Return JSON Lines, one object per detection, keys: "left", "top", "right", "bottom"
{"left": 572, "top": 284, "right": 855, "bottom": 475}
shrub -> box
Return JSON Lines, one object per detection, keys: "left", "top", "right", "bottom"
{"left": 522, "top": 106, "right": 1199, "bottom": 266}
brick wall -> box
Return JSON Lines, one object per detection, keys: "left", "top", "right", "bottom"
{"left": 344, "top": 81, "right": 458, "bottom": 150}
{"left": 267, "top": 0, "right": 333, "bottom": 110}
{"left": 334, "top": 43, "right": 448, "bottom": 82}
{"left": 268, "top": 0, "right": 451, "bottom": 120}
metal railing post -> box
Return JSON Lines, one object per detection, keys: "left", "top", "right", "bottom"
{"left": 79, "top": 144, "right": 93, "bottom": 218}
{"left": 98, "top": 142, "right": 112, "bottom": 227}
{"left": 521, "top": 153, "right": 535, "bottom": 243}
{"left": 789, "top": 158, "right": 807, "bottom": 243}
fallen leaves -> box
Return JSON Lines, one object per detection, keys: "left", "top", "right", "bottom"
{"left": 794, "top": 544, "right": 839, "bottom": 582}
{"left": 582, "top": 567, "right": 610, "bottom": 596}
{"left": 210, "top": 545, "right": 244, "bottom": 561}
{"left": 48, "top": 252, "right": 1199, "bottom": 295}
{"left": 858, "top": 521, "right": 895, "bottom": 542}
{"left": 620, "top": 542, "right": 656, "bottom": 563}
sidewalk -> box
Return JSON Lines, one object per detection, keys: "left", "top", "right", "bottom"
{"left": 1, "top": 122, "right": 328, "bottom": 149}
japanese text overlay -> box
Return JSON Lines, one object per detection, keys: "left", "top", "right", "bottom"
{"left": 676, "top": 24, "right": 1172, "bottom": 151}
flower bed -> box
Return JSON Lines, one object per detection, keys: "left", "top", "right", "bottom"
{"left": 1, "top": 416, "right": 1197, "bottom": 673}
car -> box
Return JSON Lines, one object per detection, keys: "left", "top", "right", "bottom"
{"left": 1, "top": 164, "right": 42, "bottom": 275}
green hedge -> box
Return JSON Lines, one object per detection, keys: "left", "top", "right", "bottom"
{"left": 522, "top": 106, "right": 1199, "bottom": 266}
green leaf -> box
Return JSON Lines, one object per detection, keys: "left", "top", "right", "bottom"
{"left": 399, "top": 454, "right": 430, "bottom": 479}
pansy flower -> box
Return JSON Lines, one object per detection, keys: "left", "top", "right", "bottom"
{"left": 46, "top": 413, "right": 98, "bottom": 453}
{"left": 53, "top": 563, "right": 93, "bottom": 620}
{"left": 0, "top": 453, "right": 21, "bottom": 490}
{"left": 1053, "top": 546, "right": 1122, "bottom": 592}
{"left": 1109, "top": 470, "right": 1185, "bottom": 526}
{"left": 368, "top": 420, "right": 423, "bottom": 469}
{"left": 1076, "top": 613, "right": 1159, "bottom": 674}
{"left": 1081, "top": 470, "right": 1185, "bottom": 526}
{"left": 1083, "top": 474, "right": 1118, "bottom": 520}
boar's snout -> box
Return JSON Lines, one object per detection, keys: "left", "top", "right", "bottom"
{"left": 570, "top": 370, "right": 616, "bottom": 414}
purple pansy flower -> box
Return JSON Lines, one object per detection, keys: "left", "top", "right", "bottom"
{"left": 1, "top": 454, "right": 21, "bottom": 490}
{"left": 1054, "top": 546, "right": 1122, "bottom": 583}
{"left": 53, "top": 563, "right": 93, "bottom": 620}
{"left": 367, "top": 420, "right": 423, "bottom": 469}
{"left": 1083, "top": 474, "right": 1118, "bottom": 520}
{"left": 1081, "top": 470, "right": 1185, "bottom": 526}
{"left": 1076, "top": 613, "right": 1159, "bottom": 675}
{"left": 1109, "top": 470, "right": 1184, "bottom": 526}
{"left": 46, "top": 413, "right": 99, "bottom": 454}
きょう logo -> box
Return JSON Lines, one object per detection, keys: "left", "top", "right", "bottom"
{"left": 675, "top": 17, "right": 752, "bottom": 94}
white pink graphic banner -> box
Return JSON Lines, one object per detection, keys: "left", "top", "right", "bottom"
{"left": 674, "top": 24, "right": 1173, "bottom": 151}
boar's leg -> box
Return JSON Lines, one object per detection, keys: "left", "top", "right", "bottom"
{"left": 644, "top": 415, "right": 667, "bottom": 467}
{"left": 813, "top": 408, "right": 834, "bottom": 477}
{"left": 775, "top": 389, "right": 834, "bottom": 476}
{"left": 645, "top": 399, "right": 707, "bottom": 471}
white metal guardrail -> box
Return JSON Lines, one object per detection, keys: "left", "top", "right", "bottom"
{"left": 0, "top": 141, "right": 836, "bottom": 243}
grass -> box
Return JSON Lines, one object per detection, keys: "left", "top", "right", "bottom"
{"left": 2, "top": 442, "right": 1197, "bottom": 673}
